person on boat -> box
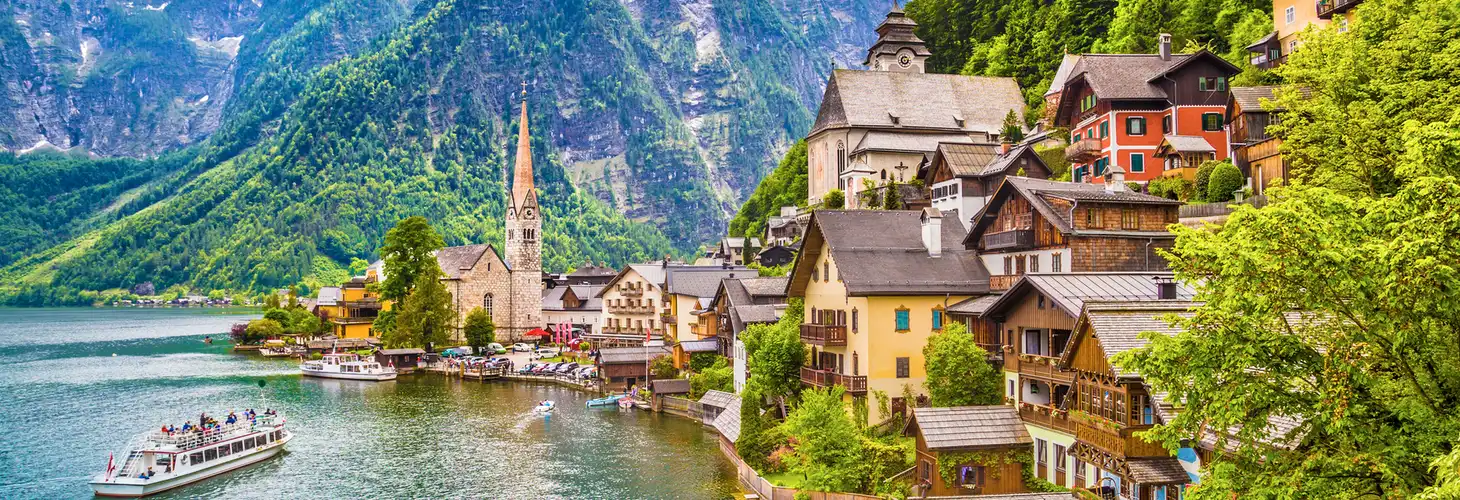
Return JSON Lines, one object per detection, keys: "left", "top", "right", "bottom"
{"left": 225, "top": 413, "right": 237, "bottom": 425}
{"left": 181, "top": 421, "right": 192, "bottom": 432}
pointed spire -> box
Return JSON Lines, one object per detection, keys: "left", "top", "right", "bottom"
{"left": 512, "top": 82, "right": 535, "bottom": 210}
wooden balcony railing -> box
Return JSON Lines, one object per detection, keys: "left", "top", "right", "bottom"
{"left": 661, "top": 313, "right": 678, "bottom": 324}
{"left": 619, "top": 288, "right": 644, "bottom": 297}
{"left": 1317, "top": 0, "right": 1361, "bottom": 19}
{"left": 989, "top": 274, "right": 1019, "bottom": 291}
{"left": 983, "top": 229, "right": 1035, "bottom": 251}
{"left": 1006, "top": 352, "right": 1074, "bottom": 384}
{"left": 1018, "top": 402, "right": 1079, "bottom": 434}
{"left": 799, "top": 324, "right": 847, "bottom": 346}
{"left": 800, "top": 366, "right": 867, "bottom": 395}
{"left": 1065, "top": 138, "right": 1103, "bottom": 162}
{"left": 606, "top": 304, "right": 654, "bottom": 314}
{"left": 1072, "top": 414, "right": 1166, "bottom": 459}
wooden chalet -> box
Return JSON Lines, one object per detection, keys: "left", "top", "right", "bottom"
{"left": 906, "top": 406, "right": 1034, "bottom": 496}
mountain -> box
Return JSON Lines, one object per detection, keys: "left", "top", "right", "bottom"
{"left": 0, "top": 0, "right": 884, "bottom": 300}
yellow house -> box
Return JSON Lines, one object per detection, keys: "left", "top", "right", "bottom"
{"left": 664, "top": 267, "right": 751, "bottom": 368}
{"left": 789, "top": 208, "right": 992, "bottom": 423}
{"left": 317, "top": 264, "right": 392, "bottom": 339}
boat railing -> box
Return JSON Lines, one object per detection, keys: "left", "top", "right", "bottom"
{"left": 147, "top": 417, "right": 280, "bottom": 450}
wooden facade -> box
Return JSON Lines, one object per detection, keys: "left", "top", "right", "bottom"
{"left": 914, "top": 446, "right": 1029, "bottom": 496}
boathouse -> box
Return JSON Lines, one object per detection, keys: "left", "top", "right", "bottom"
{"left": 375, "top": 348, "right": 426, "bottom": 373}
{"left": 596, "top": 346, "right": 671, "bottom": 391}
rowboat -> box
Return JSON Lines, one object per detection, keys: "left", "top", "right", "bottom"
{"left": 585, "top": 394, "right": 625, "bottom": 407}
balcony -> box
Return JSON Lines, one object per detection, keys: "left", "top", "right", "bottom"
{"left": 1006, "top": 352, "right": 1074, "bottom": 384}
{"left": 1065, "top": 138, "right": 1103, "bottom": 163}
{"left": 605, "top": 304, "right": 654, "bottom": 314}
{"left": 1072, "top": 415, "right": 1166, "bottom": 459}
{"left": 799, "top": 324, "right": 847, "bottom": 346}
{"left": 1018, "top": 402, "right": 1079, "bottom": 434}
{"left": 983, "top": 229, "right": 1035, "bottom": 251}
{"left": 619, "top": 288, "right": 644, "bottom": 297}
{"left": 661, "top": 313, "right": 678, "bottom": 324}
{"left": 989, "top": 275, "right": 1019, "bottom": 291}
{"left": 1317, "top": 0, "right": 1361, "bottom": 19}
{"left": 800, "top": 366, "right": 867, "bottom": 395}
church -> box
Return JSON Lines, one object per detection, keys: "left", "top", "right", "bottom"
{"left": 435, "top": 88, "right": 543, "bottom": 343}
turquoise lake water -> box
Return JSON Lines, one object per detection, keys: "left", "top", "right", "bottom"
{"left": 0, "top": 307, "right": 737, "bottom": 499}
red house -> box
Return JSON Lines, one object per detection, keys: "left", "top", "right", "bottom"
{"left": 1051, "top": 34, "right": 1240, "bottom": 185}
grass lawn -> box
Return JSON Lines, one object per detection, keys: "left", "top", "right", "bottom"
{"left": 760, "top": 470, "right": 804, "bottom": 489}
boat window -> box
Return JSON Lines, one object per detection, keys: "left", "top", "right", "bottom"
{"left": 274, "top": 430, "right": 283, "bottom": 441}
{"left": 204, "top": 448, "right": 217, "bottom": 461}
{"left": 190, "top": 452, "right": 203, "bottom": 465}
{"left": 218, "top": 444, "right": 231, "bottom": 457}
{"left": 232, "top": 441, "right": 244, "bottom": 453}
{"left": 245, "top": 437, "right": 255, "bottom": 448}
{"left": 156, "top": 455, "right": 172, "bottom": 467}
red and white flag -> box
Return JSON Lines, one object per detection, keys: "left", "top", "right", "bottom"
{"left": 105, "top": 453, "right": 115, "bottom": 481}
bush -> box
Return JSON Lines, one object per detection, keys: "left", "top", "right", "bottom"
{"left": 1206, "top": 162, "right": 1245, "bottom": 202}
{"left": 649, "top": 355, "right": 679, "bottom": 380}
{"left": 1193, "top": 161, "right": 1220, "bottom": 202}
{"left": 690, "top": 357, "right": 733, "bottom": 397}
{"left": 1148, "top": 176, "right": 1195, "bottom": 201}
{"left": 688, "top": 352, "right": 721, "bottom": 372}
{"left": 821, "top": 188, "right": 845, "bottom": 209}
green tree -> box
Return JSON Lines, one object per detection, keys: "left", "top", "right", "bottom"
{"left": 378, "top": 216, "right": 445, "bottom": 302}
{"left": 881, "top": 182, "right": 903, "bottom": 210}
{"left": 690, "top": 356, "right": 733, "bottom": 398}
{"left": 735, "top": 387, "right": 786, "bottom": 471}
{"left": 1193, "top": 160, "right": 1219, "bottom": 202}
{"left": 923, "top": 322, "right": 1003, "bottom": 407}
{"left": 388, "top": 272, "right": 454, "bottom": 349}
{"left": 688, "top": 352, "right": 722, "bottom": 373}
{"left": 462, "top": 307, "right": 495, "bottom": 355}
{"left": 1094, "top": 0, "right": 1174, "bottom": 53}
{"left": 820, "top": 188, "right": 845, "bottom": 210}
{"left": 782, "top": 386, "right": 864, "bottom": 492}
{"left": 729, "top": 140, "right": 809, "bottom": 238}
{"left": 745, "top": 302, "right": 808, "bottom": 400}
{"left": 348, "top": 257, "right": 371, "bottom": 276}
{"left": 244, "top": 318, "right": 283, "bottom": 342}
{"left": 1001, "top": 110, "right": 1025, "bottom": 143}
{"left": 649, "top": 355, "right": 679, "bottom": 380}
{"left": 1206, "top": 161, "right": 1245, "bottom": 201}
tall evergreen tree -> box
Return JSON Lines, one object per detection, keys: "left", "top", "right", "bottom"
{"left": 378, "top": 216, "right": 444, "bottom": 302}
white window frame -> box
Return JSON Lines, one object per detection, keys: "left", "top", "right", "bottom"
{"left": 1285, "top": 6, "right": 1295, "bottom": 24}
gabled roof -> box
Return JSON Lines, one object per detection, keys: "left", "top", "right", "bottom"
{"left": 651, "top": 378, "right": 691, "bottom": 394}
{"left": 1127, "top": 458, "right": 1194, "bottom": 484}
{"left": 852, "top": 131, "right": 975, "bottom": 155}
{"left": 1245, "top": 31, "right": 1279, "bottom": 50}
{"left": 733, "top": 304, "right": 784, "bottom": 325}
{"left": 711, "top": 393, "right": 743, "bottom": 441}
{"left": 789, "top": 210, "right": 990, "bottom": 297}
{"left": 947, "top": 294, "right": 1002, "bottom": 316}
{"left": 983, "top": 273, "right": 1196, "bottom": 320}
{"left": 435, "top": 244, "right": 503, "bottom": 279}
{"left": 699, "top": 390, "right": 736, "bottom": 410}
{"left": 316, "top": 287, "right": 342, "bottom": 306}
{"left": 965, "top": 177, "right": 1181, "bottom": 246}
{"left": 1045, "top": 54, "right": 1083, "bottom": 97}
{"left": 597, "top": 346, "right": 671, "bottom": 364}
{"left": 1063, "top": 300, "right": 1199, "bottom": 378}
{"left": 568, "top": 262, "right": 617, "bottom": 278}
{"left": 740, "top": 277, "right": 788, "bottom": 298}
{"left": 1158, "top": 135, "right": 1217, "bottom": 154}
{"left": 811, "top": 70, "right": 1024, "bottom": 136}
{"left": 1053, "top": 51, "right": 1240, "bottom": 126}
{"left": 908, "top": 406, "right": 1031, "bottom": 451}
{"left": 667, "top": 268, "right": 751, "bottom": 299}
{"left": 542, "top": 284, "right": 604, "bottom": 311}
{"left": 678, "top": 339, "right": 720, "bottom": 353}
{"left": 1229, "top": 85, "right": 1283, "bottom": 113}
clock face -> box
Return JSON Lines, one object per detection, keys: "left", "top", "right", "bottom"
{"left": 523, "top": 208, "right": 533, "bottom": 218}
{"left": 897, "top": 51, "right": 913, "bottom": 68}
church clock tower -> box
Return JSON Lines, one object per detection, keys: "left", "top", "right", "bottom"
{"left": 504, "top": 84, "right": 543, "bottom": 341}
{"left": 864, "top": 3, "right": 930, "bottom": 73}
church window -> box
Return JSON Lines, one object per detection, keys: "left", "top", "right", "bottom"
{"left": 837, "top": 142, "right": 846, "bottom": 173}
{"left": 823, "top": 262, "right": 830, "bottom": 282}
{"left": 484, "top": 294, "right": 494, "bottom": 315}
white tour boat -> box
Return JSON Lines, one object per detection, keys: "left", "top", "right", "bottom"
{"left": 300, "top": 352, "right": 397, "bottom": 381}
{"left": 90, "top": 412, "right": 291, "bottom": 497}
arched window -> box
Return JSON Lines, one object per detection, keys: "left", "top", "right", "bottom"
{"left": 851, "top": 308, "right": 859, "bottom": 333}
{"left": 836, "top": 141, "right": 846, "bottom": 172}
{"left": 880, "top": 170, "right": 887, "bottom": 181}
{"left": 852, "top": 352, "right": 859, "bottom": 375}
{"left": 484, "top": 294, "right": 494, "bottom": 315}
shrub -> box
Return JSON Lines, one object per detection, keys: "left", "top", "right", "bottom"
{"left": 1193, "top": 161, "right": 1220, "bottom": 202}
{"left": 1148, "top": 176, "right": 1195, "bottom": 201}
{"left": 821, "top": 188, "right": 845, "bottom": 209}
{"left": 1207, "top": 162, "right": 1245, "bottom": 202}
{"left": 649, "top": 355, "right": 679, "bottom": 380}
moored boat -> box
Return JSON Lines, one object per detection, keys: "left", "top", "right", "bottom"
{"left": 301, "top": 353, "right": 397, "bottom": 381}
{"left": 585, "top": 394, "right": 625, "bottom": 407}
{"left": 89, "top": 411, "right": 291, "bottom": 497}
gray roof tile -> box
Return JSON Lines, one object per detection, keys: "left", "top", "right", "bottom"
{"left": 795, "top": 210, "right": 991, "bottom": 296}
{"left": 668, "top": 268, "right": 753, "bottom": 299}
{"left": 947, "top": 294, "right": 1002, "bottom": 315}
{"left": 597, "top": 346, "right": 671, "bottom": 364}
{"left": 1160, "top": 135, "right": 1217, "bottom": 154}
{"left": 812, "top": 70, "right": 1024, "bottom": 136}
{"left": 1126, "top": 458, "right": 1194, "bottom": 484}
{"left": 435, "top": 244, "right": 497, "bottom": 279}
{"left": 699, "top": 390, "right": 736, "bottom": 409}
{"left": 852, "top": 131, "right": 975, "bottom": 155}
{"left": 711, "top": 394, "right": 743, "bottom": 441}
{"left": 1230, "top": 85, "right": 1282, "bottom": 112}
{"left": 651, "top": 378, "right": 691, "bottom": 394}
{"left": 910, "top": 406, "right": 1031, "bottom": 450}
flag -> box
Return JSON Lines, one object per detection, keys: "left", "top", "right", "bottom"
{"left": 105, "top": 453, "right": 115, "bottom": 481}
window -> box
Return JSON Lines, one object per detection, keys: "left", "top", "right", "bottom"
{"left": 484, "top": 294, "right": 494, "bottom": 315}
{"left": 932, "top": 309, "right": 943, "bottom": 330}
{"left": 852, "top": 351, "right": 859, "bottom": 375}
{"left": 1008, "top": 379, "right": 1016, "bottom": 398}
{"left": 1085, "top": 208, "right": 1103, "bottom": 228}
{"left": 1338, "top": 17, "right": 1349, "bottom": 33}
{"left": 245, "top": 437, "right": 255, "bottom": 448}
{"left": 1126, "top": 117, "right": 1146, "bottom": 136}
{"left": 1289, "top": 39, "right": 1299, "bottom": 53}
{"left": 190, "top": 452, "right": 203, "bottom": 465}
{"left": 1099, "top": 121, "right": 1109, "bottom": 138}
{"left": 1285, "top": 6, "right": 1295, "bottom": 24}
{"left": 1095, "top": 157, "right": 1108, "bottom": 176}
{"left": 1003, "top": 256, "right": 1012, "bottom": 275}
{"left": 1129, "top": 152, "right": 1144, "bottom": 173}
{"left": 1037, "top": 294, "right": 1046, "bottom": 309}
{"left": 1052, "top": 252, "right": 1063, "bottom": 272}
{"left": 896, "top": 357, "right": 910, "bottom": 378}
{"left": 1036, "top": 439, "right": 1048, "bottom": 465}
{"left": 232, "top": 441, "right": 243, "bottom": 453}
{"left": 1198, "top": 76, "right": 1226, "bottom": 92}
{"left": 812, "top": 266, "right": 819, "bottom": 282}
{"left": 824, "top": 262, "right": 831, "bottom": 282}
{"left": 851, "top": 308, "right": 859, "bottom": 333}
{"left": 1074, "top": 457, "right": 1087, "bottom": 485}
{"left": 1162, "top": 115, "right": 1172, "bottom": 134}
{"left": 218, "top": 444, "right": 231, "bottom": 458}
{"left": 958, "top": 466, "right": 986, "bottom": 487}
{"left": 1055, "top": 444, "right": 1067, "bottom": 472}
{"left": 1122, "top": 208, "right": 1139, "bottom": 229}
{"left": 919, "top": 459, "right": 931, "bottom": 482}
{"left": 895, "top": 308, "right": 910, "bottom": 331}
{"left": 837, "top": 141, "right": 846, "bottom": 172}
{"left": 1030, "top": 255, "right": 1040, "bottom": 273}
{"left": 1080, "top": 94, "right": 1096, "bottom": 111}
{"left": 1015, "top": 255, "right": 1026, "bottom": 275}
{"left": 1202, "top": 113, "right": 1224, "bottom": 131}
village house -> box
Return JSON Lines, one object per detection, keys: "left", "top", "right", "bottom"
{"left": 905, "top": 406, "right": 1035, "bottom": 496}
{"left": 717, "top": 237, "right": 761, "bottom": 266}
{"left": 976, "top": 273, "right": 1195, "bottom": 490}
{"left": 374, "top": 348, "right": 425, "bottom": 373}
{"left": 920, "top": 141, "right": 1054, "bottom": 230}
{"left": 1227, "top": 86, "right": 1286, "bottom": 196}
{"left": 595, "top": 345, "right": 672, "bottom": 391}
{"left": 965, "top": 176, "right": 1182, "bottom": 292}
{"left": 754, "top": 244, "right": 796, "bottom": 267}
{"left": 323, "top": 264, "right": 389, "bottom": 339}
{"left": 806, "top": 5, "right": 1025, "bottom": 209}
{"left": 790, "top": 208, "right": 990, "bottom": 422}
{"left": 763, "top": 206, "right": 804, "bottom": 246}
{"left": 541, "top": 284, "right": 603, "bottom": 337}
{"left": 595, "top": 263, "right": 673, "bottom": 348}
{"left": 664, "top": 267, "right": 751, "bottom": 368}
{"left": 1247, "top": 0, "right": 1361, "bottom": 70}
{"left": 703, "top": 276, "right": 788, "bottom": 391}
{"left": 1049, "top": 35, "right": 1239, "bottom": 185}
{"left": 563, "top": 262, "right": 618, "bottom": 286}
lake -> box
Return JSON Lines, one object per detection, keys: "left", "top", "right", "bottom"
{"left": 0, "top": 307, "right": 738, "bottom": 499}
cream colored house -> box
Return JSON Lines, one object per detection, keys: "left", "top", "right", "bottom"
{"left": 789, "top": 208, "right": 992, "bottom": 423}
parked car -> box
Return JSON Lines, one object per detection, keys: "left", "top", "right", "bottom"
{"left": 556, "top": 363, "right": 579, "bottom": 374}
{"left": 512, "top": 343, "right": 535, "bottom": 352}
{"left": 486, "top": 343, "right": 508, "bottom": 355}
{"left": 535, "top": 347, "right": 559, "bottom": 358}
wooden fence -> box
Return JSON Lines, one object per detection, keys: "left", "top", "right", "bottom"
{"left": 1179, "top": 194, "right": 1268, "bottom": 219}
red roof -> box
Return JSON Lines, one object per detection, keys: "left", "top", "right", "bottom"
{"left": 522, "top": 328, "right": 551, "bottom": 338}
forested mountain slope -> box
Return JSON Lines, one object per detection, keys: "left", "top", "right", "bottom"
{"left": 0, "top": 0, "right": 885, "bottom": 299}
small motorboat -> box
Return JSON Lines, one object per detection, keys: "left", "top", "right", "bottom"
{"left": 618, "top": 397, "right": 634, "bottom": 409}
{"left": 533, "top": 401, "right": 556, "bottom": 413}
{"left": 585, "top": 394, "right": 625, "bottom": 408}
{"left": 301, "top": 353, "right": 397, "bottom": 381}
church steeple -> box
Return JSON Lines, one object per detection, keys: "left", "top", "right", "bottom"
{"left": 864, "top": 2, "right": 931, "bottom": 73}
{"left": 511, "top": 83, "right": 537, "bottom": 211}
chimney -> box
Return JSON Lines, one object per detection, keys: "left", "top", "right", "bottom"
{"left": 1158, "top": 33, "right": 1172, "bottom": 61}
{"left": 1154, "top": 276, "right": 1178, "bottom": 300}
{"left": 1001, "top": 139, "right": 1012, "bottom": 155}
{"left": 920, "top": 208, "right": 943, "bottom": 258}
{"left": 1104, "top": 164, "right": 1127, "bottom": 193}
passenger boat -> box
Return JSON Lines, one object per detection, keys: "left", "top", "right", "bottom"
{"left": 300, "top": 353, "right": 397, "bottom": 381}
{"left": 585, "top": 394, "right": 626, "bottom": 407}
{"left": 90, "top": 412, "right": 291, "bottom": 497}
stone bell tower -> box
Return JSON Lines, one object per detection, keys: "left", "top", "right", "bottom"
{"left": 503, "top": 83, "right": 543, "bottom": 341}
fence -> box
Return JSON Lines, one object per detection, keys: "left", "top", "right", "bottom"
{"left": 721, "top": 437, "right": 885, "bottom": 500}
{"left": 1179, "top": 194, "right": 1268, "bottom": 219}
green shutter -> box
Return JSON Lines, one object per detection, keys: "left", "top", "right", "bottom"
{"left": 1199, "top": 78, "right": 1207, "bottom": 91}
{"left": 1217, "top": 76, "right": 1227, "bottom": 92}
{"left": 1131, "top": 153, "right": 1144, "bottom": 172}
{"left": 1100, "top": 121, "right": 1109, "bottom": 138}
